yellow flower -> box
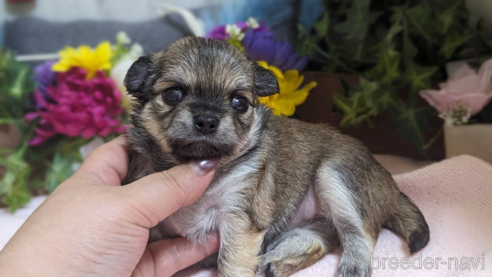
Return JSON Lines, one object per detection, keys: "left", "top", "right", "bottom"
{"left": 257, "top": 61, "right": 317, "bottom": 116}
{"left": 52, "top": 41, "right": 113, "bottom": 79}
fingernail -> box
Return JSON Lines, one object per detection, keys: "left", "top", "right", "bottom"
{"left": 189, "top": 159, "right": 220, "bottom": 176}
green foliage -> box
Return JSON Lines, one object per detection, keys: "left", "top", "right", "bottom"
{"left": 44, "top": 148, "right": 78, "bottom": 193}
{"left": 0, "top": 145, "right": 31, "bottom": 212}
{"left": 313, "top": 12, "right": 330, "bottom": 40}
{"left": 403, "top": 62, "right": 439, "bottom": 92}
{"left": 390, "top": 100, "right": 434, "bottom": 151}
{"left": 333, "top": 0, "right": 382, "bottom": 41}
{"left": 0, "top": 51, "right": 36, "bottom": 211}
{"left": 0, "top": 132, "right": 87, "bottom": 212}
{"left": 43, "top": 137, "right": 87, "bottom": 193}
{"left": 0, "top": 49, "right": 36, "bottom": 121}
{"left": 297, "top": 0, "right": 491, "bottom": 153}
{"left": 0, "top": 120, "right": 36, "bottom": 212}
{"left": 0, "top": 51, "right": 89, "bottom": 211}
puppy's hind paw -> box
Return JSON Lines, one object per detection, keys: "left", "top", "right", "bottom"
{"left": 337, "top": 260, "right": 371, "bottom": 277}
{"left": 263, "top": 262, "right": 294, "bottom": 277}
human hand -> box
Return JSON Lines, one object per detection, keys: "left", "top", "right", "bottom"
{"left": 0, "top": 136, "right": 219, "bottom": 277}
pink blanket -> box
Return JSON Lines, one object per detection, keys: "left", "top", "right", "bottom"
{"left": 177, "top": 155, "right": 492, "bottom": 277}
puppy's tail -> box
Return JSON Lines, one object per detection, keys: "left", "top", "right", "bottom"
{"left": 384, "top": 192, "right": 430, "bottom": 254}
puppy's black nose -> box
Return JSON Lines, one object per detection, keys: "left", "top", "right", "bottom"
{"left": 194, "top": 114, "right": 220, "bottom": 135}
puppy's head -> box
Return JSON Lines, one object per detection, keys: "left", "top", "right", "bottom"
{"left": 125, "top": 37, "right": 279, "bottom": 162}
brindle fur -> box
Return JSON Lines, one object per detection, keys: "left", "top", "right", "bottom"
{"left": 123, "top": 37, "right": 430, "bottom": 277}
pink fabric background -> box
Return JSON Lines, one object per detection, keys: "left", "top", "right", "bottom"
{"left": 177, "top": 155, "right": 492, "bottom": 277}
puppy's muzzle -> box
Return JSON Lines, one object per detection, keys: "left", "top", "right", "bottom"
{"left": 194, "top": 114, "right": 220, "bottom": 135}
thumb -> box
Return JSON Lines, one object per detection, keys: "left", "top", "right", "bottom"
{"left": 120, "top": 159, "right": 219, "bottom": 228}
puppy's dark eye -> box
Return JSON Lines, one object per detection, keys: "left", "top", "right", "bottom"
{"left": 232, "top": 96, "right": 248, "bottom": 113}
{"left": 163, "top": 87, "right": 183, "bottom": 105}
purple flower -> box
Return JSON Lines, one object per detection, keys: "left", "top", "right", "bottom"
{"left": 205, "top": 25, "right": 228, "bottom": 40}
{"left": 34, "top": 60, "right": 57, "bottom": 98}
{"left": 243, "top": 30, "right": 308, "bottom": 72}
{"left": 205, "top": 21, "right": 269, "bottom": 40}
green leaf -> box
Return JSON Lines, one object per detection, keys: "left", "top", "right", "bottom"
{"left": 390, "top": 7, "right": 417, "bottom": 61}
{"left": 0, "top": 118, "right": 12, "bottom": 125}
{"left": 340, "top": 78, "right": 351, "bottom": 98}
{"left": 390, "top": 100, "right": 434, "bottom": 153}
{"left": 379, "top": 90, "right": 398, "bottom": 110}
{"left": 437, "top": 1, "right": 461, "bottom": 34}
{"left": 0, "top": 48, "right": 36, "bottom": 120}
{"left": 0, "top": 120, "right": 42, "bottom": 211}
{"left": 384, "top": 22, "right": 403, "bottom": 45}
{"left": 60, "top": 137, "right": 92, "bottom": 161}
{"left": 111, "top": 42, "right": 132, "bottom": 66}
{"left": 404, "top": 62, "right": 438, "bottom": 92}
{"left": 1, "top": 167, "right": 31, "bottom": 213}
{"left": 314, "top": 12, "right": 330, "bottom": 40}
{"left": 0, "top": 147, "right": 29, "bottom": 195}
{"left": 333, "top": 91, "right": 373, "bottom": 127}
{"left": 402, "top": 30, "right": 418, "bottom": 61}
{"left": 468, "top": 10, "right": 482, "bottom": 29}
{"left": 365, "top": 44, "right": 401, "bottom": 84}
{"left": 438, "top": 31, "right": 467, "bottom": 59}
{"left": 9, "top": 67, "right": 31, "bottom": 99}
{"left": 295, "top": 24, "right": 316, "bottom": 56}
{"left": 0, "top": 149, "right": 14, "bottom": 155}
{"left": 0, "top": 144, "right": 31, "bottom": 212}
{"left": 355, "top": 79, "right": 399, "bottom": 115}
{"left": 339, "top": 40, "right": 373, "bottom": 63}
{"left": 375, "top": 89, "right": 399, "bottom": 113}
{"left": 334, "top": 0, "right": 382, "bottom": 41}
{"left": 359, "top": 78, "right": 379, "bottom": 107}
{"left": 44, "top": 151, "right": 76, "bottom": 193}
{"left": 405, "top": 6, "right": 432, "bottom": 41}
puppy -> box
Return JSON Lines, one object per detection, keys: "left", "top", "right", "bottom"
{"left": 123, "top": 37, "right": 430, "bottom": 277}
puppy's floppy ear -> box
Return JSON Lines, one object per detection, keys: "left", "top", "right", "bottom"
{"left": 124, "top": 55, "right": 155, "bottom": 101}
{"left": 253, "top": 63, "right": 279, "bottom": 97}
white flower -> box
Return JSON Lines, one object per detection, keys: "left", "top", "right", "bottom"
{"left": 116, "top": 31, "right": 132, "bottom": 45}
{"left": 129, "top": 43, "right": 144, "bottom": 60}
{"left": 438, "top": 102, "right": 472, "bottom": 126}
{"left": 225, "top": 24, "right": 245, "bottom": 41}
{"left": 110, "top": 42, "right": 144, "bottom": 112}
{"left": 110, "top": 58, "right": 135, "bottom": 112}
{"left": 246, "top": 17, "right": 259, "bottom": 29}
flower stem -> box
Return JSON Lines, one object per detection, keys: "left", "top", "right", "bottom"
{"left": 424, "top": 126, "right": 443, "bottom": 150}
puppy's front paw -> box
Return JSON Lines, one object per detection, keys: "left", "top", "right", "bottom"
{"left": 337, "top": 258, "right": 371, "bottom": 277}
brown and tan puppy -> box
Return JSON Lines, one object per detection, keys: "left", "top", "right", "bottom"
{"left": 123, "top": 37, "right": 430, "bottom": 277}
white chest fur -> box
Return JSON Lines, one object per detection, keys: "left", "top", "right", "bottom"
{"left": 160, "top": 162, "right": 258, "bottom": 243}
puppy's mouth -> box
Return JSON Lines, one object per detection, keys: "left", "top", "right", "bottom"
{"left": 168, "top": 139, "right": 235, "bottom": 162}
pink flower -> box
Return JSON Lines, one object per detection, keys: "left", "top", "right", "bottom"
{"left": 420, "top": 60, "right": 492, "bottom": 115}
{"left": 26, "top": 67, "right": 126, "bottom": 146}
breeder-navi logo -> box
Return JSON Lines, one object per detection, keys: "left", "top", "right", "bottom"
{"left": 371, "top": 254, "right": 486, "bottom": 270}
